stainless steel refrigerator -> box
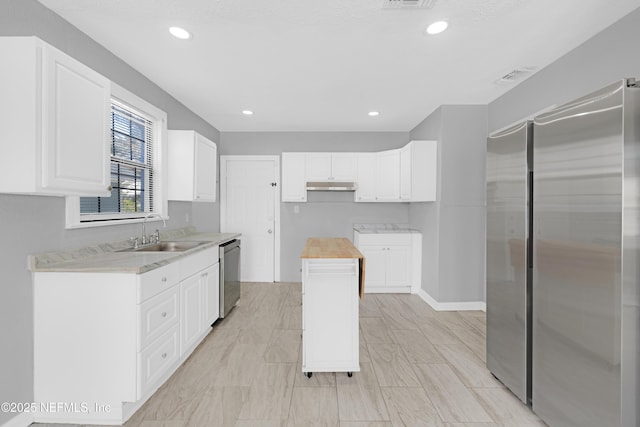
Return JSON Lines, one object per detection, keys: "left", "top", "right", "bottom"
{"left": 486, "top": 120, "right": 533, "bottom": 406}
{"left": 532, "top": 79, "right": 639, "bottom": 427}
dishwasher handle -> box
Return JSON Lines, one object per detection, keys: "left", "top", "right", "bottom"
{"left": 220, "top": 239, "right": 240, "bottom": 252}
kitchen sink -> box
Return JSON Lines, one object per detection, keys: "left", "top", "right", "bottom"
{"left": 120, "top": 241, "right": 209, "bottom": 252}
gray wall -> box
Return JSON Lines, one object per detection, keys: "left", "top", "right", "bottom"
{"left": 409, "top": 106, "right": 488, "bottom": 304}
{"left": 408, "top": 6, "right": 640, "bottom": 306}
{"left": 220, "top": 132, "right": 410, "bottom": 281}
{"left": 0, "top": 1, "right": 221, "bottom": 423}
{"left": 407, "top": 109, "right": 442, "bottom": 299}
{"left": 489, "top": 7, "right": 640, "bottom": 133}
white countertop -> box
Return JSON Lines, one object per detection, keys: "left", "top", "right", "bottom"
{"left": 30, "top": 228, "right": 240, "bottom": 274}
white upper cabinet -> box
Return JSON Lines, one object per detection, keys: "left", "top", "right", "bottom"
{"left": 400, "top": 144, "right": 412, "bottom": 201}
{"left": 305, "top": 153, "right": 356, "bottom": 181}
{"left": 282, "top": 152, "right": 307, "bottom": 202}
{"left": 0, "top": 37, "right": 111, "bottom": 196}
{"left": 168, "top": 130, "right": 217, "bottom": 202}
{"left": 355, "top": 154, "right": 375, "bottom": 202}
{"left": 282, "top": 141, "right": 437, "bottom": 203}
{"left": 400, "top": 140, "right": 437, "bottom": 202}
{"left": 328, "top": 153, "right": 356, "bottom": 180}
{"left": 374, "top": 149, "right": 401, "bottom": 201}
{"left": 304, "top": 153, "right": 332, "bottom": 181}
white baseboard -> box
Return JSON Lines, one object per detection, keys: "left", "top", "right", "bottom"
{"left": 417, "top": 289, "right": 486, "bottom": 312}
{"left": 1, "top": 412, "right": 33, "bottom": 427}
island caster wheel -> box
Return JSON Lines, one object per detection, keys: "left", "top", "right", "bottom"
{"left": 347, "top": 372, "right": 353, "bottom": 378}
{"left": 306, "top": 372, "right": 313, "bottom": 379}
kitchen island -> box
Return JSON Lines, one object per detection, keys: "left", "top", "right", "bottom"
{"left": 300, "top": 237, "right": 365, "bottom": 377}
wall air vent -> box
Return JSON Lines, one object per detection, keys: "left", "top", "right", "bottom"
{"left": 495, "top": 67, "right": 537, "bottom": 85}
{"left": 382, "top": 0, "right": 437, "bottom": 9}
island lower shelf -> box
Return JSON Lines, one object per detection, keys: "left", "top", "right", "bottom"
{"left": 300, "top": 238, "right": 364, "bottom": 376}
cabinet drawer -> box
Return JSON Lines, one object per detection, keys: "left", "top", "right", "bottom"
{"left": 306, "top": 260, "right": 358, "bottom": 277}
{"left": 138, "top": 324, "right": 179, "bottom": 397}
{"left": 139, "top": 263, "right": 180, "bottom": 302}
{"left": 139, "top": 285, "right": 179, "bottom": 350}
{"left": 180, "top": 246, "right": 218, "bottom": 276}
{"left": 356, "top": 233, "right": 412, "bottom": 246}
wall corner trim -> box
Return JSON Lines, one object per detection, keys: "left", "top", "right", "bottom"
{"left": 417, "top": 289, "right": 486, "bottom": 312}
{"left": 1, "top": 412, "right": 34, "bottom": 427}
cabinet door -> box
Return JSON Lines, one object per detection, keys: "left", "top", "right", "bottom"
{"left": 359, "top": 245, "right": 387, "bottom": 289}
{"left": 331, "top": 153, "right": 356, "bottom": 181}
{"left": 385, "top": 245, "right": 412, "bottom": 287}
{"left": 194, "top": 133, "right": 217, "bottom": 201}
{"left": 305, "top": 153, "right": 332, "bottom": 180}
{"left": 374, "top": 150, "right": 400, "bottom": 201}
{"left": 203, "top": 263, "right": 220, "bottom": 326}
{"left": 355, "top": 154, "right": 375, "bottom": 202}
{"left": 180, "top": 273, "right": 204, "bottom": 356}
{"left": 41, "top": 44, "right": 111, "bottom": 195}
{"left": 282, "top": 153, "right": 306, "bottom": 202}
{"left": 139, "top": 285, "right": 179, "bottom": 350}
{"left": 400, "top": 145, "right": 412, "bottom": 201}
{"left": 138, "top": 325, "right": 179, "bottom": 398}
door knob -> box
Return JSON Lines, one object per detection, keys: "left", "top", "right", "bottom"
{"left": 268, "top": 229, "right": 273, "bottom": 234}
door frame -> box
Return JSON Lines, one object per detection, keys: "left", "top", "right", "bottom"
{"left": 220, "top": 155, "right": 281, "bottom": 282}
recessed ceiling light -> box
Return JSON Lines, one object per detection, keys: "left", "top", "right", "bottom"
{"left": 242, "top": 110, "right": 253, "bottom": 115}
{"left": 169, "top": 26, "right": 191, "bottom": 40}
{"left": 368, "top": 111, "right": 380, "bottom": 117}
{"left": 426, "top": 20, "right": 448, "bottom": 35}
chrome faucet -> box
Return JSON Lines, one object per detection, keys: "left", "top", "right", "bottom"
{"left": 142, "top": 213, "right": 167, "bottom": 244}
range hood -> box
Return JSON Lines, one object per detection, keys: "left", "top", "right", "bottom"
{"left": 306, "top": 181, "right": 357, "bottom": 191}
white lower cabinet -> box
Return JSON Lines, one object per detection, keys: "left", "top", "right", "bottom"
{"left": 139, "top": 285, "right": 180, "bottom": 350}
{"left": 32, "top": 246, "right": 219, "bottom": 425}
{"left": 354, "top": 232, "right": 422, "bottom": 293}
{"left": 181, "top": 259, "right": 220, "bottom": 356}
{"left": 138, "top": 324, "right": 180, "bottom": 398}
{"left": 302, "top": 258, "right": 360, "bottom": 374}
{"left": 180, "top": 271, "right": 204, "bottom": 356}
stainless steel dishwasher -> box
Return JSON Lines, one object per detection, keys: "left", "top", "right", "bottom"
{"left": 219, "top": 239, "right": 240, "bottom": 318}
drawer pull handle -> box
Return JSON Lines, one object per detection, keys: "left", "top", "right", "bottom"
{"left": 161, "top": 352, "right": 167, "bottom": 359}
{"left": 161, "top": 312, "right": 167, "bottom": 318}
{"left": 161, "top": 277, "right": 167, "bottom": 282}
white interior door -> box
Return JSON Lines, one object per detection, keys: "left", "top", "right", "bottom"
{"left": 221, "top": 156, "right": 280, "bottom": 282}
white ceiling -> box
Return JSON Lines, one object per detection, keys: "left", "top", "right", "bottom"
{"left": 38, "top": 0, "right": 640, "bottom": 132}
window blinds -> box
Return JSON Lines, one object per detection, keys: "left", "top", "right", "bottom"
{"left": 80, "top": 100, "right": 154, "bottom": 219}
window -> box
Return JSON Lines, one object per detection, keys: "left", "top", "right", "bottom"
{"left": 80, "top": 101, "right": 154, "bottom": 218}
{"left": 66, "top": 83, "right": 167, "bottom": 228}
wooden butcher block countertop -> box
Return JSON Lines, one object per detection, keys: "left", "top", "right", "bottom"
{"left": 301, "top": 237, "right": 366, "bottom": 298}
{"left": 301, "top": 237, "right": 364, "bottom": 259}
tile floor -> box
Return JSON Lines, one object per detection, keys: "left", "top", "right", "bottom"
{"left": 36, "top": 282, "right": 546, "bottom": 427}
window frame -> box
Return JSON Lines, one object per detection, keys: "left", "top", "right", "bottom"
{"left": 65, "top": 83, "right": 168, "bottom": 229}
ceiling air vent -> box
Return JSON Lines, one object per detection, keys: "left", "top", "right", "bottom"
{"left": 495, "top": 67, "right": 537, "bottom": 85}
{"left": 382, "top": 0, "right": 437, "bottom": 9}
